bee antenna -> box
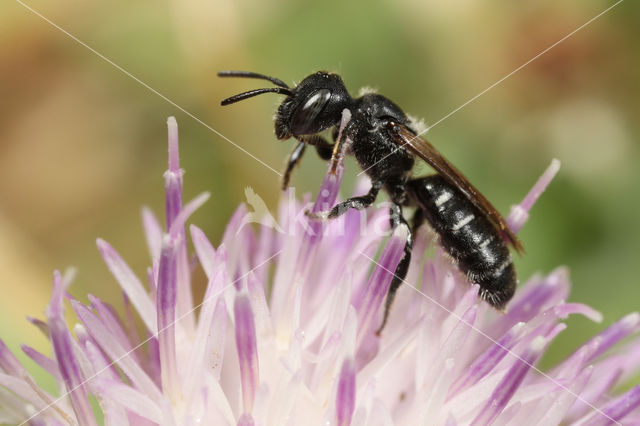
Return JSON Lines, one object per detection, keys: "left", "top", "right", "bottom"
{"left": 218, "top": 70, "right": 290, "bottom": 89}
{"left": 220, "top": 87, "right": 294, "bottom": 106}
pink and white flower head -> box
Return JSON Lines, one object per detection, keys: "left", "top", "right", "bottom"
{"left": 1, "top": 117, "right": 639, "bottom": 425}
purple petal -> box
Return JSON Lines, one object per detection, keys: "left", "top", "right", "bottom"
{"left": 299, "top": 109, "right": 352, "bottom": 262}
{"left": 223, "top": 203, "right": 249, "bottom": 249}
{"left": 21, "top": 345, "right": 61, "bottom": 382}
{"left": 253, "top": 223, "right": 277, "bottom": 285}
{"left": 156, "top": 235, "right": 180, "bottom": 399}
{"left": 161, "top": 122, "right": 202, "bottom": 337}
{"left": 72, "top": 324, "right": 102, "bottom": 381}
{"left": 0, "top": 339, "right": 23, "bottom": 376}
{"left": 356, "top": 224, "right": 408, "bottom": 346}
{"left": 141, "top": 206, "right": 163, "bottom": 260}
{"left": 235, "top": 294, "right": 259, "bottom": 416}
{"left": 205, "top": 299, "right": 228, "bottom": 382}
{"left": 336, "top": 358, "right": 356, "bottom": 426}
{"left": 47, "top": 271, "right": 97, "bottom": 426}
{"left": 146, "top": 335, "right": 161, "bottom": 388}
{"left": 448, "top": 323, "right": 526, "bottom": 398}
{"left": 355, "top": 331, "right": 380, "bottom": 373}
{"left": 347, "top": 214, "right": 392, "bottom": 310}
{"left": 308, "top": 112, "right": 351, "bottom": 212}
{"left": 445, "top": 413, "right": 459, "bottom": 426}
{"left": 168, "top": 192, "right": 210, "bottom": 239}
{"left": 545, "top": 322, "right": 567, "bottom": 341}
{"left": 536, "top": 365, "right": 594, "bottom": 425}
{"left": 164, "top": 116, "right": 183, "bottom": 229}
{"left": 222, "top": 203, "right": 250, "bottom": 284}
{"left": 167, "top": 116, "right": 179, "bottom": 173}
{"left": 584, "top": 312, "right": 639, "bottom": 364}
{"left": 582, "top": 384, "right": 640, "bottom": 426}
{"left": 26, "top": 316, "right": 49, "bottom": 337}
{"left": 71, "top": 299, "right": 162, "bottom": 401}
{"left": 507, "top": 159, "right": 560, "bottom": 234}
{"left": 81, "top": 340, "right": 129, "bottom": 425}
{"left": 237, "top": 413, "right": 256, "bottom": 426}
{"left": 185, "top": 267, "right": 228, "bottom": 399}
{"left": 553, "top": 312, "right": 640, "bottom": 382}
{"left": 471, "top": 336, "right": 547, "bottom": 426}
{"left": 89, "top": 295, "right": 141, "bottom": 366}
{"left": 0, "top": 372, "right": 65, "bottom": 420}
{"left": 97, "top": 238, "right": 157, "bottom": 333}
{"left": 190, "top": 224, "right": 218, "bottom": 280}
{"left": 495, "top": 268, "right": 569, "bottom": 335}
{"left": 93, "top": 378, "right": 162, "bottom": 424}
{"left": 440, "top": 305, "right": 478, "bottom": 365}
{"left": 267, "top": 112, "right": 354, "bottom": 331}
{"left": 147, "top": 264, "right": 158, "bottom": 300}
{"left": 308, "top": 108, "right": 352, "bottom": 217}
{"left": 554, "top": 302, "right": 603, "bottom": 323}
{"left": 314, "top": 206, "right": 390, "bottom": 307}
{"left": 318, "top": 273, "right": 354, "bottom": 361}
{"left": 567, "top": 367, "right": 616, "bottom": 420}
{"left": 170, "top": 195, "right": 210, "bottom": 334}
{"left": 122, "top": 291, "right": 142, "bottom": 350}
{"left": 81, "top": 338, "right": 120, "bottom": 383}
{"left": 246, "top": 272, "right": 271, "bottom": 337}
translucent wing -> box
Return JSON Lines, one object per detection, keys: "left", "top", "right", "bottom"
{"left": 388, "top": 121, "right": 524, "bottom": 253}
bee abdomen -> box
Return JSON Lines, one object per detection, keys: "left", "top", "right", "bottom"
{"left": 408, "top": 175, "right": 516, "bottom": 310}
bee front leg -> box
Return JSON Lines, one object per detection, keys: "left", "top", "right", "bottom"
{"left": 282, "top": 140, "right": 307, "bottom": 190}
{"left": 282, "top": 135, "right": 335, "bottom": 190}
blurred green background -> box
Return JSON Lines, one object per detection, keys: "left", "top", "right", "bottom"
{"left": 1, "top": 0, "right": 639, "bottom": 390}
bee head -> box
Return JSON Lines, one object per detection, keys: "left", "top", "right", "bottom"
{"left": 219, "top": 70, "right": 353, "bottom": 140}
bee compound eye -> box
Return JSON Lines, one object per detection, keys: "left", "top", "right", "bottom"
{"left": 290, "top": 89, "right": 332, "bottom": 134}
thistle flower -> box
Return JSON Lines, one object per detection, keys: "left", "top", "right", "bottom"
{"left": 1, "top": 117, "right": 640, "bottom": 426}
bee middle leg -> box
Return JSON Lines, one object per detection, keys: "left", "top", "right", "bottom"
{"left": 307, "top": 180, "right": 383, "bottom": 220}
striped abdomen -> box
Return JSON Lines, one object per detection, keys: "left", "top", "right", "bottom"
{"left": 407, "top": 175, "right": 516, "bottom": 309}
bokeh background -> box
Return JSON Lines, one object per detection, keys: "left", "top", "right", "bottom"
{"left": 1, "top": 0, "right": 639, "bottom": 395}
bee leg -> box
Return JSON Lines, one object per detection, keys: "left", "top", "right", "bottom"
{"left": 303, "top": 134, "right": 334, "bottom": 161}
{"left": 282, "top": 140, "right": 307, "bottom": 190}
{"left": 315, "top": 144, "right": 333, "bottom": 161}
{"left": 412, "top": 204, "right": 424, "bottom": 230}
{"left": 282, "top": 135, "right": 334, "bottom": 190}
{"left": 376, "top": 203, "right": 413, "bottom": 336}
{"left": 306, "top": 180, "right": 383, "bottom": 220}
{"left": 329, "top": 180, "right": 383, "bottom": 218}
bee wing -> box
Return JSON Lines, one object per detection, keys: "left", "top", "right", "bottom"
{"left": 388, "top": 121, "right": 524, "bottom": 253}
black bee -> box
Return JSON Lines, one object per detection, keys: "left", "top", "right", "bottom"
{"left": 219, "top": 70, "right": 523, "bottom": 332}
